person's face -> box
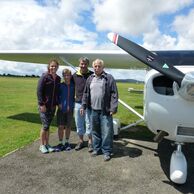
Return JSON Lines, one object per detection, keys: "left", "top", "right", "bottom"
{"left": 63, "top": 73, "right": 71, "bottom": 82}
{"left": 93, "top": 62, "right": 104, "bottom": 76}
{"left": 48, "top": 61, "right": 58, "bottom": 74}
{"left": 79, "top": 60, "right": 88, "bottom": 74}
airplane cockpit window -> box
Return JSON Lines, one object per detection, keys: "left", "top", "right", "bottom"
{"left": 153, "top": 76, "right": 174, "bottom": 96}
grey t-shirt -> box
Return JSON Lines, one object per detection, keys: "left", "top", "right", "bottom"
{"left": 90, "top": 76, "right": 104, "bottom": 110}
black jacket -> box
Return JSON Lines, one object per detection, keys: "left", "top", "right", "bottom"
{"left": 72, "top": 69, "right": 93, "bottom": 103}
{"left": 37, "top": 73, "right": 61, "bottom": 109}
{"left": 82, "top": 72, "right": 118, "bottom": 115}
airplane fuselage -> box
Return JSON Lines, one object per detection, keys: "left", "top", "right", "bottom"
{"left": 144, "top": 67, "right": 194, "bottom": 143}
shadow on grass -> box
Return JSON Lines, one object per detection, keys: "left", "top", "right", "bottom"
{"left": 7, "top": 112, "right": 47, "bottom": 124}
{"left": 7, "top": 112, "right": 76, "bottom": 131}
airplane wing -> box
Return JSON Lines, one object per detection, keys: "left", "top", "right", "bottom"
{"left": 0, "top": 50, "right": 145, "bottom": 69}
{"left": 0, "top": 49, "right": 194, "bottom": 69}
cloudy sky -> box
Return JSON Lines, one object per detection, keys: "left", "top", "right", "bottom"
{"left": 0, "top": 0, "right": 194, "bottom": 79}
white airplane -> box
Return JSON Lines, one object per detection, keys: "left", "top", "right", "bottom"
{"left": 107, "top": 32, "right": 194, "bottom": 185}
{"left": 1, "top": 33, "right": 194, "bottom": 184}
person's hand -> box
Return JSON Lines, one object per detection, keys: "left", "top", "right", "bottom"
{"left": 40, "top": 105, "right": 46, "bottom": 113}
{"left": 110, "top": 112, "right": 115, "bottom": 116}
{"left": 80, "top": 108, "right": 85, "bottom": 116}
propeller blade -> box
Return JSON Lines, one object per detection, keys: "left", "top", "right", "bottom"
{"left": 107, "top": 32, "right": 185, "bottom": 86}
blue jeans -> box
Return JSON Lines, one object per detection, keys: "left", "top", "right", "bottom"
{"left": 91, "top": 110, "right": 113, "bottom": 155}
{"left": 74, "top": 102, "right": 91, "bottom": 136}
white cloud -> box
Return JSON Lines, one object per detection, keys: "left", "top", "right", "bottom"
{"left": 93, "top": 0, "right": 193, "bottom": 36}
{"left": 0, "top": 0, "right": 98, "bottom": 50}
{"left": 0, "top": 0, "right": 194, "bottom": 52}
{"left": 93, "top": 0, "right": 194, "bottom": 50}
{"left": 172, "top": 9, "right": 194, "bottom": 49}
{"left": 142, "top": 29, "right": 177, "bottom": 50}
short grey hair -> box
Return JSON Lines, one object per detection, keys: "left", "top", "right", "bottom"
{"left": 92, "top": 59, "right": 104, "bottom": 67}
{"left": 79, "top": 56, "right": 89, "bottom": 65}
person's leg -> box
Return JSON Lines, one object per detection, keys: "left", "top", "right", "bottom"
{"left": 85, "top": 108, "right": 93, "bottom": 152}
{"left": 39, "top": 129, "right": 48, "bottom": 153}
{"left": 65, "top": 110, "right": 73, "bottom": 141}
{"left": 40, "top": 129, "right": 46, "bottom": 145}
{"left": 65, "top": 127, "right": 71, "bottom": 140}
{"left": 91, "top": 110, "right": 101, "bottom": 154}
{"left": 101, "top": 114, "right": 113, "bottom": 160}
{"left": 39, "top": 111, "right": 49, "bottom": 153}
{"left": 57, "top": 109, "right": 65, "bottom": 144}
{"left": 63, "top": 127, "right": 71, "bottom": 150}
{"left": 54, "top": 125, "right": 65, "bottom": 151}
{"left": 58, "top": 125, "right": 64, "bottom": 143}
{"left": 63, "top": 110, "right": 73, "bottom": 151}
{"left": 45, "top": 108, "right": 55, "bottom": 152}
{"left": 74, "top": 103, "right": 85, "bottom": 150}
{"left": 45, "top": 130, "right": 49, "bottom": 145}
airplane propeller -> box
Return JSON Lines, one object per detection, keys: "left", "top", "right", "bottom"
{"left": 107, "top": 32, "right": 194, "bottom": 101}
{"left": 107, "top": 32, "right": 184, "bottom": 86}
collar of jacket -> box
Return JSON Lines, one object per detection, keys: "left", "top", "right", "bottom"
{"left": 76, "top": 69, "right": 90, "bottom": 76}
{"left": 92, "top": 71, "right": 107, "bottom": 78}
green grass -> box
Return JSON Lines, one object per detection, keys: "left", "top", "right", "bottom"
{"left": 116, "top": 82, "right": 144, "bottom": 125}
{"left": 0, "top": 77, "right": 58, "bottom": 157}
{"left": 0, "top": 77, "right": 150, "bottom": 157}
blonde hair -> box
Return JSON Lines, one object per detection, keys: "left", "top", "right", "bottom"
{"left": 62, "top": 68, "right": 72, "bottom": 76}
{"left": 92, "top": 59, "right": 104, "bottom": 67}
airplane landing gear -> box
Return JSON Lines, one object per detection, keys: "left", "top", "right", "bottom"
{"left": 170, "top": 143, "right": 187, "bottom": 184}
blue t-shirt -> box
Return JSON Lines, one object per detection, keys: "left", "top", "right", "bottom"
{"left": 59, "top": 81, "right": 75, "bottom": 112}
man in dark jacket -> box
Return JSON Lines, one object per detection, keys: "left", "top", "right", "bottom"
{"left": 81, "top": 59, "right": 118, "bottom": 161}
{"left": 73, "top": 57, "right": 93, "bottom": 152}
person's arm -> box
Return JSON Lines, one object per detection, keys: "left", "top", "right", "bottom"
{"left": 58, "top": 85, "right": 62, "bottom": 110}
{"left": 37, "top": 74, "right": 46, "bottom": 112}
{"left": 80, "top": 77, "right": 90, "bottom": 115}
{"left": 110, "top": 76, "right": 119, "bottom": 115}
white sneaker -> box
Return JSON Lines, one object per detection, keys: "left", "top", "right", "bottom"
{"left": 39, "top": 145, "right": 49, "bottom": 154}
{"left": 46, "top": 145, "right": 55, "bottom": 153}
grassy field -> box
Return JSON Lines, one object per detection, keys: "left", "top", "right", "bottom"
{"left": 0, "top": 76, "right": 148, "bottom": 157}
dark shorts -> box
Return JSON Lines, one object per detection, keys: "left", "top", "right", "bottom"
{"left": 57, "top": 109, "right": 73, "bottom": 128}
{"left": 39, "top": 107, "right": 56, "bottom": 131}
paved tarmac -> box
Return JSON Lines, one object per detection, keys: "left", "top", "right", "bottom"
{"left": 0, "top": 128, "right": 194, "bottom": 194}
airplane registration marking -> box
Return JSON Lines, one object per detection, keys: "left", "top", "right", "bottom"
{"left": 146, "top": 55, "right": 154, "bottom": 62}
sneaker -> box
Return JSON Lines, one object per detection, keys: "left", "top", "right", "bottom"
{"left": 91, "top": 151, "right": 98, "bottom": 157}
{"left": 55, "top": 143, "right": 64, "bottom": 152}
{"left": 46, "top": 145, "right": 55, "bottom": 153}
{"left": 39, "top": 145, "right": 48, "bottom": 154}
{"left": 104, "top": 154, "right": 111, "bottom": 161}
{"left": 64, "top": 142, "right": 71, "bottom": 151}
{"left": 88, "top": 143, "right": 93, "bottom": 153}
{"left": 75, "top": 142, "right": 84, "bottom": 151}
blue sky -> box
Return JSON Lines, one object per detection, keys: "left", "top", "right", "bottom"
{"left": 0, "top": 0, "right": 194, "bottom": 78}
